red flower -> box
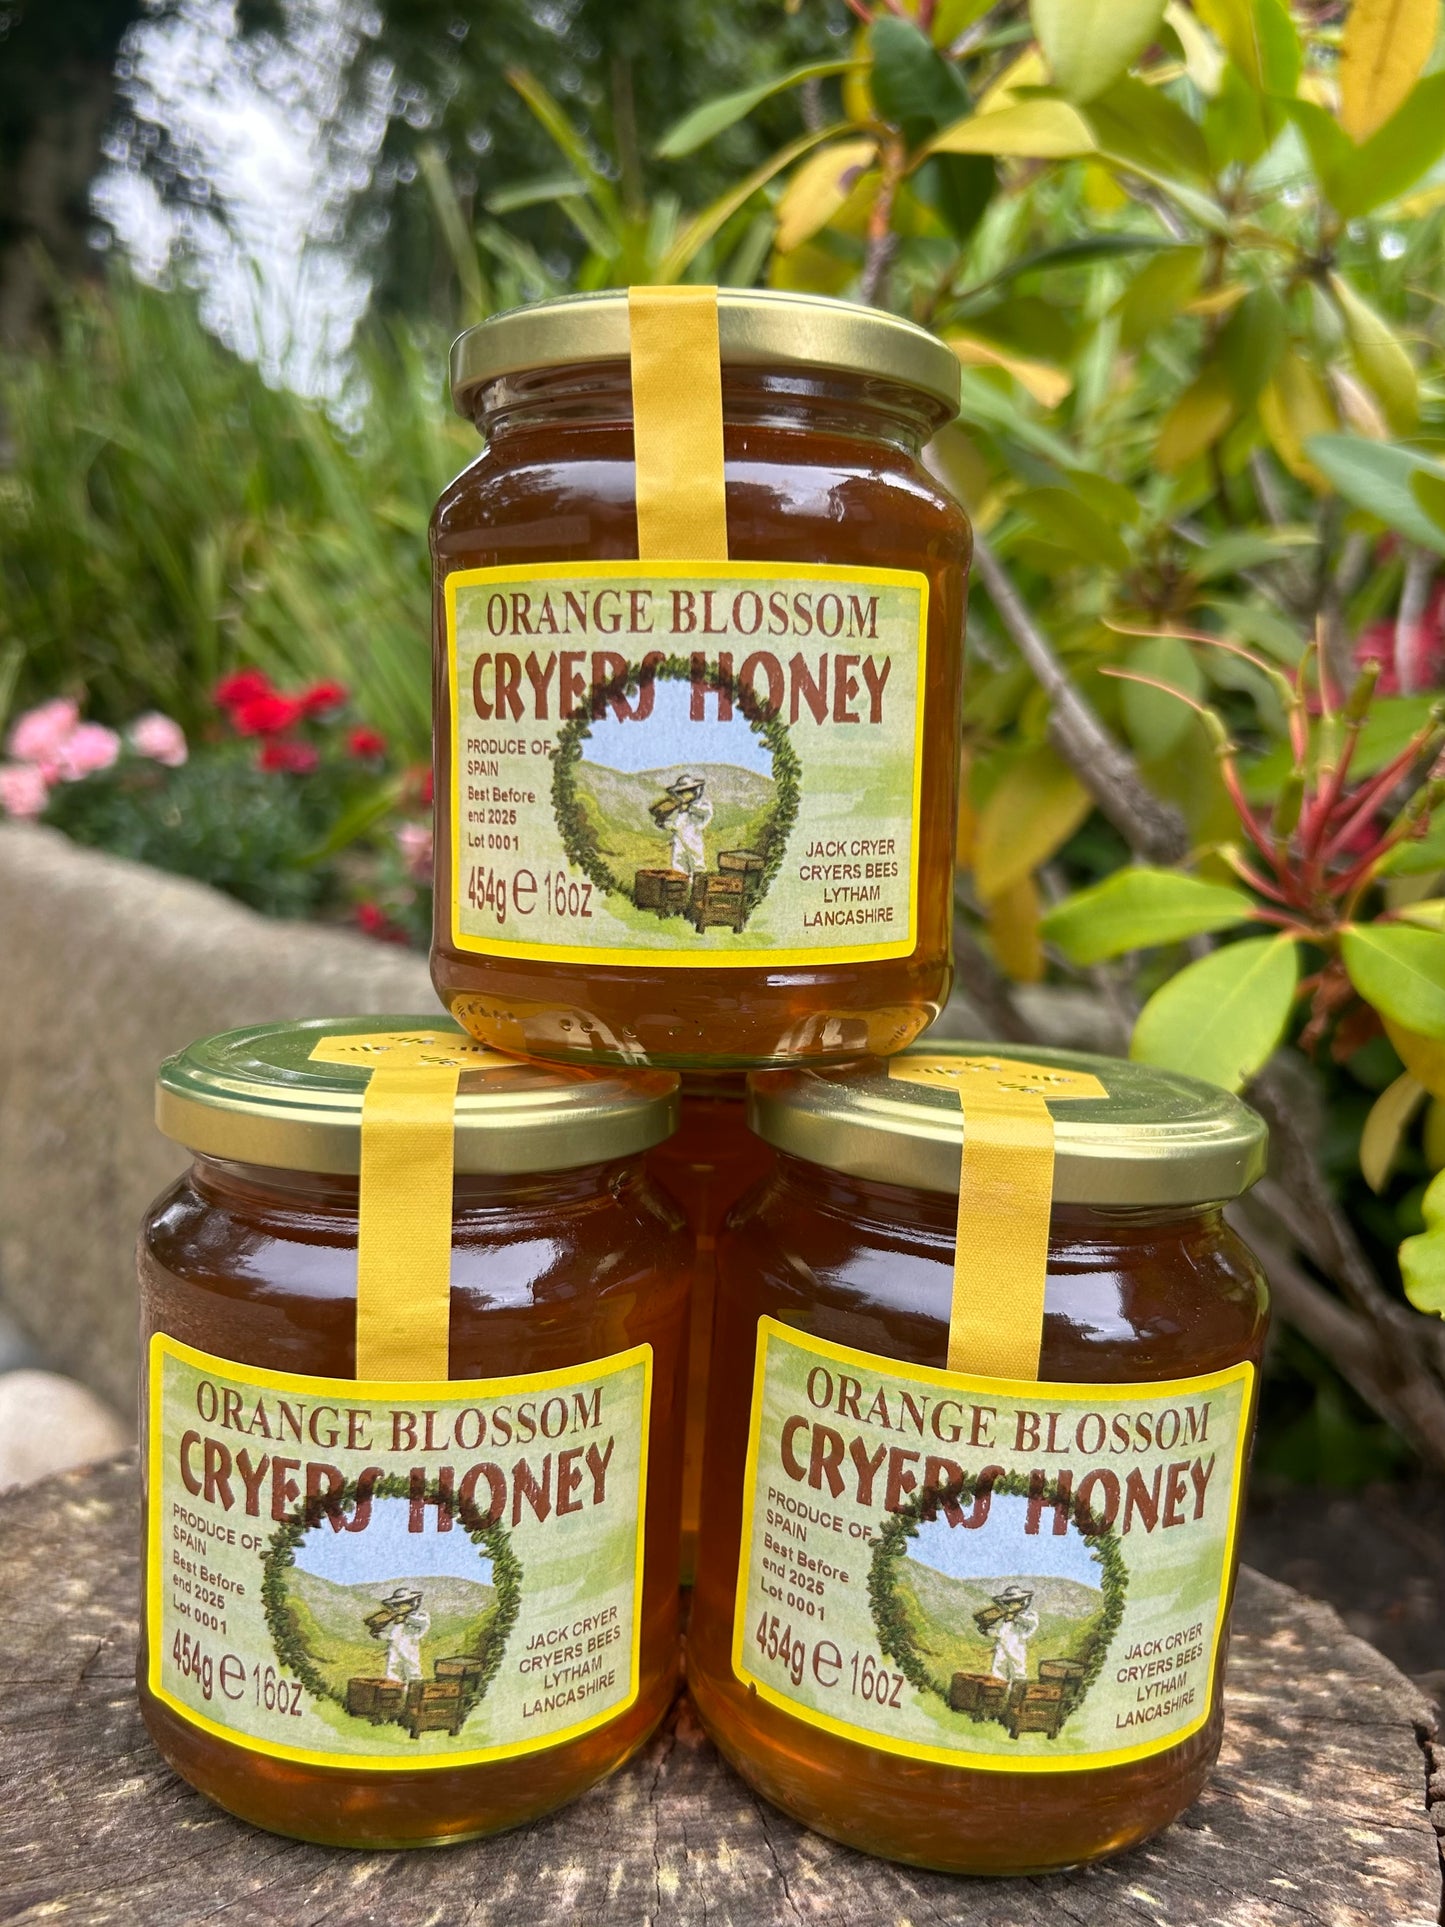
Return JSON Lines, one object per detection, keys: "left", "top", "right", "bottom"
{"left": 354, "top": 901, "right": 409, "bottom": 944}
{"left": 233, "top": 693, "right": 305, "bottom": 737}
{"left": 302, "top": 680, "right": 349, "bottom": 716}
{"left": 214, "top": 669, "right": 274, "bottom": 709}
{"left": 348, "top": 726, "right": 387, "bottom": 759}
{"left": 420, "top": 768, "right": 434, "bottom": 808}
{"left": 257, "top": 739, "right": 320, "bottom": 774}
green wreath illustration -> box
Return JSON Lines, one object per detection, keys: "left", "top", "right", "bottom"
{"left": 868, "top": 1468, "right": 1127, "bottom": 1735}
{"left": 551, "top": 652, "right": 801, "bottom": 930}
{"left": 261, "top": 1472, "right": 522, "bottom": 1734}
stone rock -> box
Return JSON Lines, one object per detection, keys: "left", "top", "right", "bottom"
{"left": 0, "top": 825, "right": 435, "bottom": 1410}
{"left": 0, "top": 1370, "right": 130, "bottom": 1491}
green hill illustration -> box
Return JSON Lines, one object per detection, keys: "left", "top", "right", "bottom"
{"left": 277, "top": 1566, "right": 499, "bottom": 1702}
{"left": 575, "top": 760, "right": 776, "bottom": 869}
{"left": 895, "top": 1560, "right": 1106, "bottom": 1685}
{"left": 564, "top": 758, "right": 787, "bottom": 931}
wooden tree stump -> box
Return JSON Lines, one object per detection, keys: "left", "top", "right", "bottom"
{"left": 2, "top": 1455, "right": 1441, "bottom": 1925}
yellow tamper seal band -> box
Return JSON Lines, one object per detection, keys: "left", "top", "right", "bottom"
{"left": 309, "top": 1031, "right": 509, "bottom": 1380}
{"left": 627, "top": 285, "right": 729, "bottom": 559}
{"left": 889, "top": 1058, "right": 1107, "bottom": 1381}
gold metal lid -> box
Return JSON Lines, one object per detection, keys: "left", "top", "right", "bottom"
{"left": 450, "top": 288, "right": 962, "bottom": 419}
{"left": 156, "top": 1017, "right": 678, "bottom": 1176}
{"left": 747, "top": 1042, "right": 1268, "bottom": 1208}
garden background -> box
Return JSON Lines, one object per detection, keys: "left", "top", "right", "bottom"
{"left": 3, "top": 0, "right": 1445, "bottom": 1670}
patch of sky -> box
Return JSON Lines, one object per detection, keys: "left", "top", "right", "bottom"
{"left": 582, "top": 674, "right": 775, "bottom": 777}
{"left": 908, "top": 1493, "right": 1103, "bottom": 1592}
{"left": 293, "top": 1495, "right": 494, "bottom": 1588}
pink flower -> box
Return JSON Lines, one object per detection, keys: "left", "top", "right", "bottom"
{"left": 396, "top": 822, "right": 433, "bottom": 880}
{"left": 8, "top": 698, "right": 79, "bottom": 769}
{"left": 0, "top": 763, "right": 49, "bottom": 818}
{"left": 128, "top": 712, "right": 188, "bottom": 768}
{"left": 53, "top": 723, "right": 121, "bottom": 782}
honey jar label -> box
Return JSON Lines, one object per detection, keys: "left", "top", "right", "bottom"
{"left": 731, "top": 1320, "right": 1254, "bottom": 1772}
{"left": 146, "top": 1334, "right": 651, "bottom": 1770}
{"left": 444, "top": 560, "right": 928, "bottom": 968}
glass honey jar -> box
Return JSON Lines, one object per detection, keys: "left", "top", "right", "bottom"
{"left": 644, "top": 1073, "right": 776, "bottom": 1583}
{"left": 137, "top": 1017, "right": 690, "bottom": 1847}
{"left": 687, "top": 1043, "right": 1269, "bottom": 1874}
{"left": 431, "top": 287, "right": 970, "bottom": 1070}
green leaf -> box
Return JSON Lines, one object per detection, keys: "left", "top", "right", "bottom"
{"left": 484, "top": 175, "right": 589, "bottom": 214}
{"left": 1157, "top": 366, "right": 1236, "bottom": 470}
{"left": 1329, "top": 273, "right": 1419, "bottom": 433}
{"left": 1331, "top": 72, "right": 1445, "bottom": 217}
{"left": 928, "top": 98, "right": 1097, "bottom": 158}
{"left": 1360, "top": 1070, "right": 1428, "bottom": 1191}
{"left": 1305, "top": 435, "right": 1445, "bottom": 555}
{"left": 964, "top": 234, "right": 1178, "bottom": 306}
{"left": 931, "top": 0, "right": 996, "bottom": 43}
{"left": 1352, "top": 695, "right": 1439, "bottom": 775}
{"left": 1115, "top": 245, "right": 1206, "bottom": 346}
{"left": 659, "top": 122, "right": 849, "bottom": 279}
{"left": 1401, "top": 1168, "right": 1445, "bottom": 1314}
{"left": 1204, "top": 60, "right": 1277, "bottom": 170}
{"left": 1411, "top": 467, "right": 1445, "bottom": 536}
{"left": 1386, "top": 1016, "right": 1445, "bottom": 1097}
{"left": 1030, "top": 0, "right": 1167, "bottom": 104}
{"left": 1188, "top": 526, "right": 1317, "bottom": 581}
{"left": 1286, "top": 98, "right": 1357, "bottom": 201}
{"left": 1216, "top": 285, "right": 1286, "bottom": 412}
{"left": 913, "top": 152, "right": 997, "bottom": 243}
{"left": 506, "top": 70, "right": 617, "bottom": 215}
{"left": 1131, "top": 937, "right": 1300, "bottom": 1091}
{"left": 1120, "top": 633, "right": 1206, "bottom": 756}
{"left": 1380, "top": 810, "right": 1445, "bottom": 877}
{"left": 1195, "top": 0, "right": 1300, "bottom": 95}
{"left": 1343, "top": 924, "right": 1445, "bottom": 1038}
{"left": 655, "top": 58, "right": 858, "bottom": 159}
{"left": 1089, "top": 75, "right": 1213, "bottom": 184}
{"left": 1011, "top": 485, "right": 1132, "bottom": 571}
{"left": 1041, "top": 867, "right": 1255, "bottom": 965}
{"left": 871, "top": 16, "right": 970, "bottom": 143}
{"left": 972, "top": 747, "right": 1092, "bottom": 898}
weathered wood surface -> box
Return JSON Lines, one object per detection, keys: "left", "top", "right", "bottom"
{"left": 1, "top": 1456, "right": 1440, "bottom": 1927}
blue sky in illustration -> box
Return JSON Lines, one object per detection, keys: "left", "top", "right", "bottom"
{"left": 583, "top": 675, "right": 774, "bottom": 777}
{"left": 291, "top": 1495, "right": 494, "bottom": 1588}
{"left": 907, "top": 1493, "right": 1103, "bottom": 1591}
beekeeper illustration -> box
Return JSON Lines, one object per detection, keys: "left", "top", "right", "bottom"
{"left": 365, "top": 1586, "right": 431, "bottom": 1683}
{"left": 649, "top": 772, "right": 713, "bottom": 878}
{"left": 975, "top": 1583, "right": 1039, "bottom": 1684}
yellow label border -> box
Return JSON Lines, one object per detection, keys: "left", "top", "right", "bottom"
{"left": 147, "top": 1332, "right": 651, "bottom": 1772}
{"left": 444, "top": 558, "right": 930, "bottom": 968}
{"left": 729, "top": 1317, "right": 1254, "bottom": 1775}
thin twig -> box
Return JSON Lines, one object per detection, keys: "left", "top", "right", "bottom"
{"left": 971, "top": 531, "right": 1191, "bottom": 864}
